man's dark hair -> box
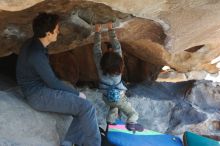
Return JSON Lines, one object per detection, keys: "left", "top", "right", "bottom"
{"left": 100, "top": 51, "right": 124, "bottom": 75}
{"left": 32, "top": 12, "right": 59, "bottom": 38}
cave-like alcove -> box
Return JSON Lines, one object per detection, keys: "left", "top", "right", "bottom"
{"left": 0, "top": 54, "right": 17, "bottom": 81}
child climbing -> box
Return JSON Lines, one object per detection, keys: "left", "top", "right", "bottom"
{"left": 92, "top": 22, "right": 144, "bottom": 132}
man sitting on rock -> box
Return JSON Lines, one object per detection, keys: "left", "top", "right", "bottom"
{"left": 16, "top": 12, "right": 101, "bottom": 146}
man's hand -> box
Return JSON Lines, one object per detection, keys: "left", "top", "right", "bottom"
{"left": 95, "top": 24, "right": 101, "bottom": 32}
{"left": 107, "top": 22, "right": 113, "bottom": 30}
{"left": 79, "top": 92, "right": 86, "bottom": 99}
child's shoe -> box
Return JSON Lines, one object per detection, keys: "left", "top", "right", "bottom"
{"left": 126, "top": 123, "right": 144, "bottom": 132}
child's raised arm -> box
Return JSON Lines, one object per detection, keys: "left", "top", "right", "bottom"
{"left": 108, "top": 22, "right": 122, "bottom": 56}
{"left": 93, "top": 24, "right": 103, "bottom": 77}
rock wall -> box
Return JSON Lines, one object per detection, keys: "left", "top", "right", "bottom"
{"left": 1, "top": 75, "right": 220, "bottom": 145}
{"left": 1, "top": 1, "right": 220, "bottom": 144}
{"left": 0, "top": 75, "right": 72, "bottom": 146}
{"left": 0, "top": 0, "right": 220, "bottom": 78}
{"left": 0, "top": 1, "right": 167, "bottom": 83}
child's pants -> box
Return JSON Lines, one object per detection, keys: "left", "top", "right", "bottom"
{"left": 103, "top": 94, "right": 139, "bottom": 124}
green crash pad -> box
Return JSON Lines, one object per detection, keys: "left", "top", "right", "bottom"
{"left": 183, "top": 131, "right": 220, "bottom": 146}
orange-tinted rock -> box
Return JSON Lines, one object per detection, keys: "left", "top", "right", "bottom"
{"left": 0, "top": 1, "right": 166, "bottom": 84}
{"left": 49, "top": 42, "right": 162, "bottom": 85}
{"left": 49, "top": 52, "right": 79, "bottom": 84}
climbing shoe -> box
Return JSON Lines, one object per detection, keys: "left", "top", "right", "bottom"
{"left": 126, "top": 123, "right": 144, "bottom": 132}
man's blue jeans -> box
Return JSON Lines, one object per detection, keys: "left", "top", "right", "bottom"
{"left": 26, "top": 87, "right": 101, "bottom": 146}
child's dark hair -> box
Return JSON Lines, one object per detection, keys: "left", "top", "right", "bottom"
{"left": 32, "top": 12, "right": 60, "bottom": 38}
{"left": 106, "top": 42, "right": 112, "bottom": 49}
{"left": 100, "top": 51, "right": 124, "bottom": 75}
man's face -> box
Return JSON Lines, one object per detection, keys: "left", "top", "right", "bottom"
{"left": 48, "top": 24, "right": 60, "bottom": 42}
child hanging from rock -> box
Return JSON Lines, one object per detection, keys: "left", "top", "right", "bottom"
{"left": 93, "top": 22, "right": 144, "bottom": 132}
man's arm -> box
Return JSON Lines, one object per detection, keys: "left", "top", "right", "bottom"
{"left": 30, "top": 50, "right": 79, "bottom": 96}
{"left": 108, "top": 22, "right": 122, "bottom": 56}
{"left": 93, "top": 24, "right": 103, "bottom": 77}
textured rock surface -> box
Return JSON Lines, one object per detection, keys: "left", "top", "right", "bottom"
{"left": 1, "top": 1, "right": 220, "bottom": 144}
{"left": 126, "top": 80, "right": 220, "bottom": 137}
{"left": 157, "top": 61, "right": 220, "bottom": 83}
{"left": 1, "top": 75, "right": 220, "bottom": 145}
{"left": 84, "top": 0, "right": 220, "bottom": 73}
{"left": 1, "top": 0, "right": 220, "bottom": 77}
{"left": 0, "top": 75, "right": 72, "bottom": 146}
{"left": 0, "top": 0, "right": 166, "bottom": 83}
{"left": 0, "top": 0, "right": 43, "bottom": 11}
{"left": 49, "top": 41, "right": 163, "bottom": 84}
